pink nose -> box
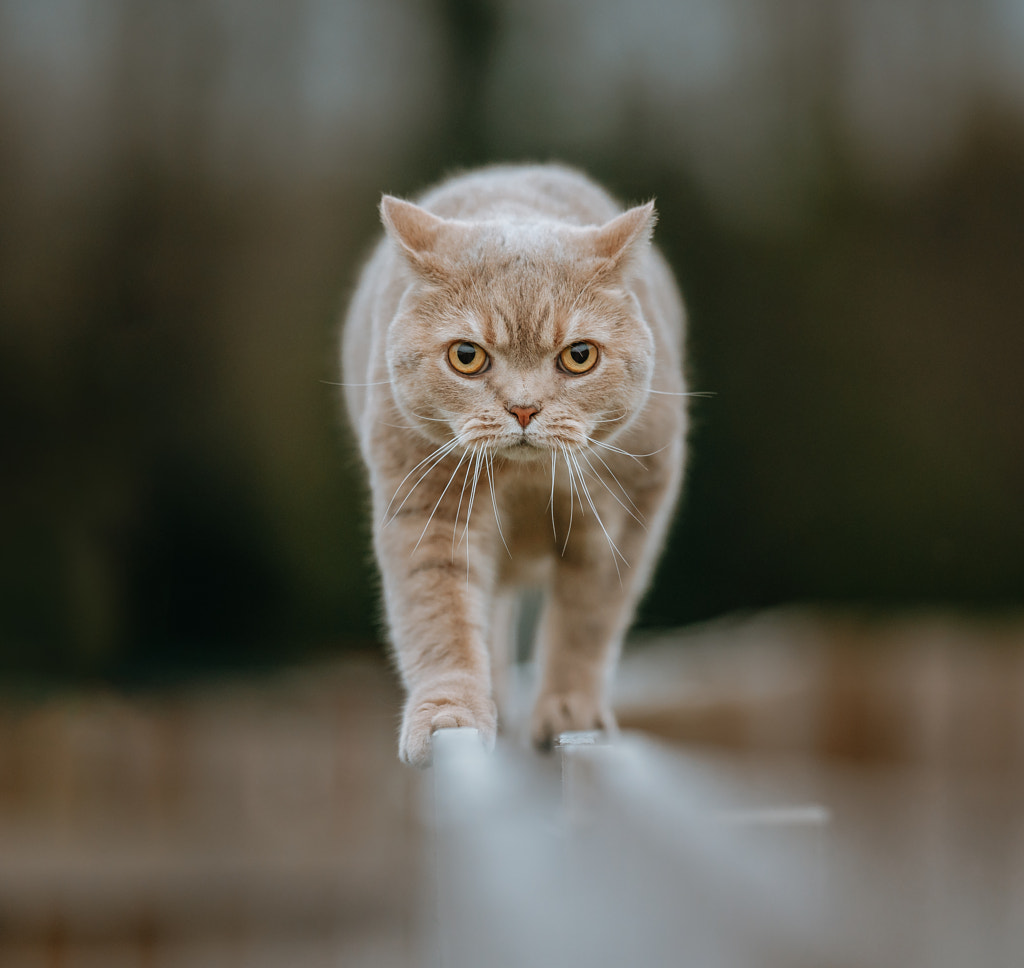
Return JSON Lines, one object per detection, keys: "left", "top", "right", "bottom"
{"left": 508, "top": 404, "right": 539, "bottom": 428}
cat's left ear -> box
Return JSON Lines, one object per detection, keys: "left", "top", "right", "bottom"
{"left": 592, "top": 201, "right": 657, "bottom": 276}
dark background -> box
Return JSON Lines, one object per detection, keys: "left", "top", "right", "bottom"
{"left": 2, "top": 0, "right": 1022, "bottom": 684}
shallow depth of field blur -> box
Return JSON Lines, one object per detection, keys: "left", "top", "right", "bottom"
{"left": 1, "top": 1, "right": 1023, "bottom": 965}
{"left": 4, "top": 0, "right": 1023, "bottom": 680}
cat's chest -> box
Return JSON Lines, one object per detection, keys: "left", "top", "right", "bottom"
{"left": 495, "top": 467, "right": 561, "bottom": 573}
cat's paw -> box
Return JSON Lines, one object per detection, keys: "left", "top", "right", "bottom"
{"left": 399, "top": 690, "right": 497, "bottom": 767}
{"left": 530, "top": 691, "right": 617, "bottom": 750}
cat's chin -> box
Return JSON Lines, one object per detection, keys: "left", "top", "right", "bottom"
{"left": 494, "top": 437, "right": 551, "bottom": 463}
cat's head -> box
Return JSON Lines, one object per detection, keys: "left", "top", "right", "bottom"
{"left": 380, "top": 194, "right": 657, "bottom": 462}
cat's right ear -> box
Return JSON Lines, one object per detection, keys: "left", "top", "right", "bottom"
{"left": 380, "top": 196, "right": 447, "bottom": 277}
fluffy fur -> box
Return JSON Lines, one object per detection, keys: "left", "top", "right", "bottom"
{"left": 341, "top": 164, "right": 687, "bottom": 766}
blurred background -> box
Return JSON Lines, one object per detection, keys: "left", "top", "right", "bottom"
{"left": 2, "top": 0, "right": 1024, "bottom": 683}
{"left": 2, "top": 2, "right": 1024, "bottom": 966}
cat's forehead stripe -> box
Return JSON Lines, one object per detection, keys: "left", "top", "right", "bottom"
{"left": 551, "top": 310, "right": 567, "bottom": 350}
{"left": 563, "top": 311, "right": 592, "bottom": 344}
{"left": 453, "top": 311, "right": 490, "bottom": 345}
{"left": 455, "top": 283, "right": 607, "bottom": 351}
{"left": 489, "top": 293, "right": 563, "bottom": 349}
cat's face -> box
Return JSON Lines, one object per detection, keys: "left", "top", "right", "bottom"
{"left": 382, "top": 198, "right": 657, "bottom": 462}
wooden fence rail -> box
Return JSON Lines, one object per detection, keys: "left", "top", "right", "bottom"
{"left": 426, "top": 718, "right": 1023, "bottom": 968}
{"left": 427, "top": 727, "right": 830, "bottom": 968}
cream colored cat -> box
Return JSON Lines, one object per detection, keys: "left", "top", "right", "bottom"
{"left": 342, "top": 164, "right": 687, "bottom": 766}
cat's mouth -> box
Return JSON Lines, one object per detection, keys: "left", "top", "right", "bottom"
{"left": 494, "top": 435, "right": 549, "bottom": 461}
{"left": 461, "top": 425, "right": 588, "bottom": 461}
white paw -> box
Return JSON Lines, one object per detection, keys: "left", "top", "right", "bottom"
{"left": 399, "top": 691, "right": 497, "bottom": 767}
{"left": 530, "top": 691, "right": 616, "bottom": 750}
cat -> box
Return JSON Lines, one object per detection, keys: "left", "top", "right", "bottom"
{"left": 341, "top": 164, "right": 687, "bottom": 766}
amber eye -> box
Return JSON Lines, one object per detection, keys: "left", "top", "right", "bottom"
{"left": 559, "top": 341, "right": 599, "bottom": 374}
{"left": 447, "top": 341, "right": 489, "bottom": 375}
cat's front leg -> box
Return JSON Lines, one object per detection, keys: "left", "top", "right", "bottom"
{"left": 530, "top": 449, "right": 682, "bottom": 748}
{"left": 384, "top": 558, "right": 499, "bottom": 766}
{"left": 374, "top": 470, "right": 498, "bottom": 766}
{"left": 398, "top": 671, "right": 497, "bottom": 767}
{"left": 529, "top": 558, "right": 625, "bottom": 748}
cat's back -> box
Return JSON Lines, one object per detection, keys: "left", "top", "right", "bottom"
{"left": 416, "top": 164, "right": 623, "bottom": 227}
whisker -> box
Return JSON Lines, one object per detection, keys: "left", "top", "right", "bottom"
{"left": 320, "top": 379, "right": 392, "bottom": 387}
{"left": 459, "top": 448, "right": 485, "bottom": 552}
{"left": 568, "top": 450, "right": 627, "bottom": 581}
{"left": 412, "top": 446, "right": 470, "bottom": 554}
{"left": 411, "top": 414, "right": 452, "bottom": 424}
{"left": 587, "top": 438, "right": 646, "bottom": 466}
{"left": 579, "top": 448, "right": 646, "bottom": 529}
{"left": 589, "top": 437, "right": 672, "bottom": 463}
{"left": 558, "top": 444, "right": 578, "bottom": 556}
{"left": 548, "top": 451, "right": 557, "bottom": 542}
{"left": 451, "top": 444, "right": 478, "bottom": 562}
{"left": 408, "top": 408, "right": 456, "bottom": 424}
{"left": 588, "top": 451, "right": 645, "bottom": 519}
{"left": 465, "top": 450, "right": 486, "bottom": 584}
{"left": 383, "top": 440, "right": 457, "bottom": 518}
{"left": 382, "top": 437, "right": 460, "bottom": 525}
{"left": 647, "top": 389, "right": 717, "bottom": 398}
{"left": 415, "top": 404, "right": 462, "bottom": 417}
{"left": 486, "top": 451, "right": 512, "bottom": 558}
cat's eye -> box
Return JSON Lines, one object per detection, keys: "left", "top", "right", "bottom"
{"left": 558, "top": 341, "right": 599, "bottom": 375}
{"left": 447, "top": 341, "right": 489, "bottom": 375}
